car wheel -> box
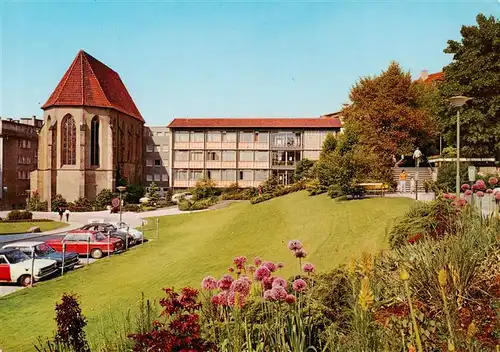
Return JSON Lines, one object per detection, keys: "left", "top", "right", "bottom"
{"left": 90, "top": 248, "right": 103, "bottom": 259}
{"left": 19, "top": 275, "right": 33, "bottom": 287}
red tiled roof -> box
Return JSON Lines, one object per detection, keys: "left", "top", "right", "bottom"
{"left": 422, "top": 72, "right": 444, "bottom": 83}
{"left": 168, "top": 118, "right": 342, "bottom": 129}
{"left": 42, "top": 50, "right": 144, "bottom": 122}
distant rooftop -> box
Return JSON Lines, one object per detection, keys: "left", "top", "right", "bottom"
{"left": 168, "top": 117, "right": 342, "bottom": 129}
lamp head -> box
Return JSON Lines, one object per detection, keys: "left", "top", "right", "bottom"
{"left": 449, "top": 96, "right": 472, "bottom": 107}
{"left": 117, "top": 186, "right": 127, "bottom": 192}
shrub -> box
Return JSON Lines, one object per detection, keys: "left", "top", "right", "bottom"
{"left": 436, "top": 162, "right": 470, "bottom": 192}
{"left": 123, "top": 204, "right": 142, "bottom": 212}
{"left": 156, "top": 200, "right": 175, "bottom": 208}
{"left": 220, "top": 184, "right": 257, "bottom": 200}
{"left": 95, "top": 189, "right": 115, "bottom": 209}
{"left": 294, "top": 159, "right": 315, "bottom": 182}
{"left": 250, "top": 193, "right": 274, "bottom": 204}
{"left": 71, "top": 197, "right": 94, "bottom": 212}
{"left": 192, "top": 178, "right": 218, "bottom": 200}
{"left": 177, "top": 200, "right": 192, "bottom": 211}
{"left": 7, "top": 210, "right": 33, "bottom": 220}
{"left": 125, "top": 183, "right": 144, "bottom": 204}
{"left": 51, "top": 194, "right": 67, "bottom": 211}
{"left": 273, "top": 182, "right": 306, "bottom": 197}
{"left": 26, "top": 191, "right": 48, "bottom": 211}
{"left": 260, "top": 175, "right": 281, "bottom": 194}
{"left": 178, "top": 198, "right": 217, "bottom": 211}
{"left": 327, "top": 184, "right": 343, "bottom": 199}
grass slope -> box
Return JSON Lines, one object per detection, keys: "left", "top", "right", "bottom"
{"left": 0, "top": 221, "right": 67, "bottom": 235}
{"left": 0, "top": 192, "right": 413, "bottom": 351}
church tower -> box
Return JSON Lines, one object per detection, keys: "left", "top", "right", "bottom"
{"left": 31, "top": 50, "right": 144, "bottom": 206}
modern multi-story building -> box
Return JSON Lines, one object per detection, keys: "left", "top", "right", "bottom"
{"left": 0, "top": 116, "right": 43, "bottom": 209}
{"left": 167, "top": 117, "right": 342, "bottom": 188}
{"left": 143, "top": 126, "right": 170, "bottom": 196}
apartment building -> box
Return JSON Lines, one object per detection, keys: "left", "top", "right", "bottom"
{"left": 0, "top": 116, "right": 43, "bottom": 209}
{"left": 143, "top": 126, "right": 170, "bottom": 196}
{"left": 167, "top": 118, "right": 342, "bottom": 188}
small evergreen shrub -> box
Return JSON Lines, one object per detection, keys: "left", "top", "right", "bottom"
{"left": 123, "top": 204, "right": 142, "bottom": 212}
{"left": 51, "top": 194, "right": 67, "bottom": 211}
{"left": 327, "top": 184, "right": 343, "bottom": 198}
{"left": 95, "top": 189, "right": 115, "bottom": 209}
{"left": 6, "top": 210, "right": 33, "bottom": 220}
{"left": 250, "top": 193, "right": 274, "bottom": 204}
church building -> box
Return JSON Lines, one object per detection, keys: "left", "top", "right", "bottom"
{"left": 31, "top": 50, "right": 144, "bottom": 205}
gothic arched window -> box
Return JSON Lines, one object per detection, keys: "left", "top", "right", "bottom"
{"left": 90, "top": 116, "right": 100, "bottom": 166}
{"left": 61, "top": 114, "right": 76, "bottom": 165}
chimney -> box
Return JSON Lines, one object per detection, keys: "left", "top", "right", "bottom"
{"left": 420, "top": 70, "right": 429, "bottom": 81}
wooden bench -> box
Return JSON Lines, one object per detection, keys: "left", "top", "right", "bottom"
{"left": 358, "top": 183, "right": 389, "bottom": 197}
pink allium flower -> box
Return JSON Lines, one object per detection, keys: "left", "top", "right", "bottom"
{"left": 294, "top": 249, "right": 308, "bottom": 259}
{"left": 233, "top": 256, "right": 247, "bottom": 270}
{"left": 218, "top": 274, "right": 234, "bottom": 291}
{"left": 228, "top": 291, "right": 247, "bottom": 308}
{"left": 287, "top": 240, "right": 303, "bottom": 251}
{"left": 201, "top": 276, "right": 218, "bottom": 290}
{"left": 489, "top": 177, "right": 498, "bottom": 186}
{"left": 464, "top": 190, "right": 473, "bottom": 196}
{"left": 240, "top": 275, "right": 252, "bottom": 285}
{"left": 248, "top": 265, "right": 256, "bottom": 273}
{"left": 263, "top": 261, "right": 277, "bottom": 272}
{"left": 458, "top": 199, "right": 467, "bottom": 207}
{"left": 277, "top": 262, "right": 284, "bottom": 269}
{"left": 496, "top": 192, "right": 500, "bottom": 201}
{"left": 211, "top": 291, "right": 228, "bottom": 306}
{"left": 461, "top": 184, "right": 470, "bottom": 191}
{"left": 263, "top": 276, "right": 275, "bottom": 290}
{"left": 272, "top": 277, "right": 288, "bottom": 289}
{"left": 263, "top": 289, "right": 275, "bottom": 301}
{"left": 474, "top": 180, "right": 486, "bottom": 191}
{"left": 254, "top": 257, "right": 262, "bottom": 266}
{"left": 228, "top": 267, "right": 234, "bottom": 273}
{"left": 292, "top": 279, "right": 307, "bottom": 292}
{"left": 476, "top": 191, "right": 484, "bottom": 198}
{"left": 254, "top": 266, "right": 271, "bottom": 281}
{"left": 303, "top": 263, "right": 315, "bottom": 273}
{"left": 486, "top": 188, "right": 493, "bottom": 194}
{"left": 285, "top": 294, "right": 297, "bottom": 304}
{"left": 443, "top": 193, "right": 450, "bottom": 199}
{"left": 230, "top": 278, "right": 251, "bottom": 296}
{"left": 271, "top": 286, "right": 288, "bottom": 301}
{"left": 449, "top": 194, "right": 457, "bottom": 200}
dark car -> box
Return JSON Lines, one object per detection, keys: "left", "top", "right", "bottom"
{"left": 80, "top": 223, "right": 135, "bottom": 246}
{"left": 2, "top": 241, "right": 80, "bottom": 271}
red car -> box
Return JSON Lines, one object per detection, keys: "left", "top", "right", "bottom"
{"left": 45, "top": 230, "right": 123, "bottom": 259}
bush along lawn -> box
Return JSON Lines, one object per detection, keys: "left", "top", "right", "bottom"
{"left": 0, "top": 192, "right": 414, "bottom": 351}
{"left": 34, "top": 199, "right": 500, "bottom": 351}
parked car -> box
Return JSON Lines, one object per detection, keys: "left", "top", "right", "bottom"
{"left": 172, "top": 192, "right": 193, "bottom": 203}
{"left": 110, "top": 221, "right": 144, "bottom": 242}
{"left": 45, "top": 230, "right": 123, "bottom": 259}
{"left": 80, "top": 223, "right": 135, "bottom": 245}
{"left": 0, "top": 248, "right": 58, "bottom": 286}
{"left": 2, "top": 241, "right": 80, "bottom": 272}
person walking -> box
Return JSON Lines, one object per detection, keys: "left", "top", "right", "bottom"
{"left": 399, "top": 169, "right": 408, "bottom": 193}
{"left": 413, "top": 147, "right": 423, "bottom": 167}
{"left": 57, "top": 207, "right": 64, "bottom": 222}
{"left": 64, "top": 208, "right": 71, "bottom": 222}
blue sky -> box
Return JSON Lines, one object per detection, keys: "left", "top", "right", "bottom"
{"left": 1, "top": 1, "right": 497, "bottom": 125}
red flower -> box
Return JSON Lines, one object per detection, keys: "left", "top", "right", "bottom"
{"left": 488, "top": 177, "right": 498, "bottom": 186}
{"left": 465, "top": 190, "right": 473, "bottom": 196}
{"left": 407, "top": 233, "right": 423, "bottom": 244}
{"left": 461, "top": 184, "right": 470, "bottom": 191}
{"left": 476, "top": 191, "right": 484, "bottom": 198}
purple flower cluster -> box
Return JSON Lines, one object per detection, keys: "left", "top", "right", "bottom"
{"left": 217, "top": 275, "right": 234, "bottom": 291}
{"left": 263, "top": 261, "right": 277, "bottom": 272}
{"left": 287, "top": 240, "right": 308, "bottom": 258}
{"left": 292, "top": 279, "right": 307, "bottom": 292}
{"left": 233, "top": 256, "right": 247, "bottom": 270}
{"left": 255, "top": 266, "right": 271, "bottom": 281}
{"left": 201, "top": 276, "right": 218, "bottom": 290}
{"left": 303, "top": 263, "right": 315, "bottom": 274}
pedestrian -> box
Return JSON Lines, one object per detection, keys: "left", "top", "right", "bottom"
{"left": 413, "top": 147, "right": 423, "bottom": 167}
{"left": 57, "top": 207, "right": 64, "bottom": 222}
{"left": 399, "top": 169, "right": 408, "bottom": 193}
{"left": 64, "top": 208, "right": 71, "bottom": 222}
{"left": 392, "top": 155, "right": 398, "bottom": 167}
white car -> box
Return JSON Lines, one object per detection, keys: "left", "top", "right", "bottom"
{"left": 0, "top": 248, "right": 58, "bottom": 286}
{"left": 111, "top": 222, "right": 144, "bottom": 242}
{"left": 171, "top": 192, "right": 193, "bottom": 203}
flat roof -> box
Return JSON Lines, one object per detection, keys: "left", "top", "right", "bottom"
{"left": 168, "top": 118, "right": 342, "bottom": 129}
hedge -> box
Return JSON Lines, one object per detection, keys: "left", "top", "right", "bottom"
{"left": 0, "top": 219, "right": 54, "bottom": 223}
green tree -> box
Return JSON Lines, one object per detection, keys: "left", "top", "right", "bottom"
{"left": 125, "top": 183, "right": 144, "bottom": 204}
{"left": 437, "top": 14, "right": 500, "bottom": 158}
{"left": 147, "top": 182, "right": 160, "bottom": 205}
{"left": 293, "top": 159, "right": 315, "bottom": 181}
{"left": 192, "top": 178, "right": 217, "bottom": 200}
{"left": 95, "top": 189, "right": 115, "bottom": 209}
{"left": 321, "top": 133, "right": 337, "bottom": 155}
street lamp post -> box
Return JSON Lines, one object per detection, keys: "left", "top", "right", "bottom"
{"left": 449, "top": 96, "right": 472, "bottom": 199}
{"left": 117, "top": 186, "right": 127, "bottom": 224}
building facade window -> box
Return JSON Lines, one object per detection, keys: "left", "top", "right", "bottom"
{"left": 255, "top": 151, "right": 269, "bottom": 162}
{"left": 61, "top": 114, "right": 77, "bottom": 165}
{"left": 190, "top": 151, "right": 204, "bottom": 161}
{"left": 174, "top": 151, "right": 189, "bottom": 161}
{"left": 239, "top": 132, "right": 253, "bottom": 143}
{"left": 254, "top": 170, "right": 268, "bottom": 181}
{"left": 154, "top": 145, "right": 160, "bottom": 151}
{"left": 222, "top": 132, "right": 237, "bottom": 142}
{"left": 162, "top": 174, "right": 169, "bottom": 181}
{"left": 207, "top": 131, "right": 221, "bottom": 142}
{"left": 146, "top": 159, "right": 153, "bottom": 167}
{"left": 162, "top": 145, "right": 169, "bottom": 152}
{"left": 271, "top": 132, "right": 301, "bottom": 147}
{"left": 154, "top": 174, "right": 161, "bottom": 181}
{"left": 174, "top": 132, "right": 189, "bottom": 142}
{"left": 156, "top": 131, "right": 163, "bottom": 136}
{"left": 239, "top": 151, "right": 253, "bottom": 161}
{"left": 174, "top": 170, "right": 188, "bottom": 180}
{"left": 154, "top": 159, "right": 161, "bottom": 166}
{"left": 190, "top": 132, "right": 204, "bottom": 143}
{"left": 222, "top": 150, "right": 236, "bottom": 161}
{"left": 207, "top": 151, "right": 221, "bottom": 161}
{"left": 146, "top": 145, "right": 154, "bottom": 152}
{"left": 90, "top": 116, "right": 100, "bottom": 166}
{"left": 207, "top": 170, "right": 221, "bottom": 180}
{"left": 271, "top": 151, "right": 301, "bottom": 166}
{"left": 190, "top": 170, "right": 203, "bottom": 180}
{"left": 222, "top": 170, "right": 236, "bottom": 181}
{"left": 239, "top": 170, "right": 253, "bottom": 181}
{"left": 255, "top": 132, "right": 269, "bottom": 143}
{"left": 146, "top": 175, "right": 153, "bottom": 181}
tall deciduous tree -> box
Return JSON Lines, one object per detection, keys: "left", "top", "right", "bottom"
{"left": 437, "top": 14, "right": 500, "bottom": 158}
{"left": 342, "top": 62, "right": 437, "bottom": 162}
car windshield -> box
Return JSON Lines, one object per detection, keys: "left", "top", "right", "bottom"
{"left": 35, "top": 243, "right": 55, "bottom": 255}
{"left": 116, "top": 222, "right": 128, "bottom": 229}
{"left": 95, "top": 232, "right": 108, "bottom": 241}
{"left": 5, "top": 250, "right": 30, "bottom": 264}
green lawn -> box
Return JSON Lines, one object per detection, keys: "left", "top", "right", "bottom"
{"left": 0, "top": 192, "right": 414, "bottom": 351}
{"left": 0, "top": 221, "right": 68, "bottom": 235}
